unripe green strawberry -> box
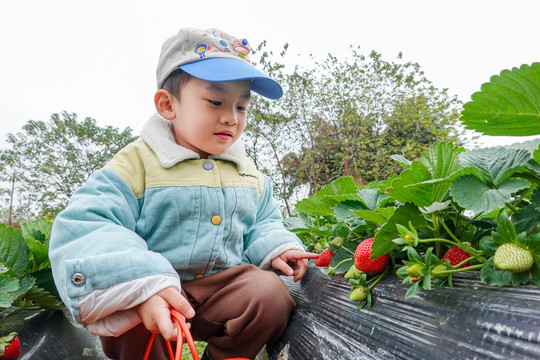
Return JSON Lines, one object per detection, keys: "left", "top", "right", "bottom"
{"left": 349, "top": 287, "right": 368, "bottom": 302}
{"left": 431, "top": 264, "right": 448, "bottom": 279}
{"left": 406, "top": 264, "right": 422, "bottom": 278}
{"left": 344, "top": 264, "right": 364, "bottom": 279}
{"left": 493, "top": 243, "right": 534, "bottom": 273}
{"left": 330, "top": 236, "right": 344, "bottom": 248}
{"left": 314, "top": 243, "right": 322, "bottom": 253}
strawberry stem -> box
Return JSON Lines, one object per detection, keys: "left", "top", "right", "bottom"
{"left": 367, "top": 267, "right": 389, "bottom": 290}
{"left": 434, "top": 263, "right": 485, "bottom": 275}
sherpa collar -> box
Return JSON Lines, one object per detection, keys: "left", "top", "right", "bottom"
{"left": 140, "top": 113, "right": 246, "bottom": 171}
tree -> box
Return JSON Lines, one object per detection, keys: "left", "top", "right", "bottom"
{"left": 0, "top": 111, "right": 138, "bottom": 220}
{"left": 244, "top": 45, "right": 468, "bottom": 215}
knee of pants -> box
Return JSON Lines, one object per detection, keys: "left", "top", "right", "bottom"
{"left": 243, "top": 266, "right": 296, "bottom": 315}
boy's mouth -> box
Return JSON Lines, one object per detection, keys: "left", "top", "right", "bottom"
{"left": 215, "top": 131, "right": 233, "bottom": 140}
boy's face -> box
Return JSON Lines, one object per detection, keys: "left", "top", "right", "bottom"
{"left": 169, "top": 77, "right": 251, "bottom": 158}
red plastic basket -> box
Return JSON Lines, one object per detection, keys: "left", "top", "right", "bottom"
{"left": 143, "top": 309, "right": 199, "bottom": 360}
{"left": 143, "top": 309, "right": 249, "bottom": 360}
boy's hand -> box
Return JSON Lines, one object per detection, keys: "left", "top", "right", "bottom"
{"left": 135, "top": 287, "right": 195, "bottom": 341}
{"left": 271, "top": 250, "right": 319, "bottom": 282}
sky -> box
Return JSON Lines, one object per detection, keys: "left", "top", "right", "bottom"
{"left": 1, "top": 0, "right": 539, "bottom": 148}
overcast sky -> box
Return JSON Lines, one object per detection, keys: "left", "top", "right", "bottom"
{"left": 1, "top": 0, "right": 539, "bottom": 147}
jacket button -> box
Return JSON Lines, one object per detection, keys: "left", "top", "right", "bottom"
{"left": 211, "top": 215, "right": 222, "bottom": 225}
{"left": 71, "top": 273, "right": 86, "bottom": 286}
{"left": 203, "top": 161, "right": 214, "bottom": 170}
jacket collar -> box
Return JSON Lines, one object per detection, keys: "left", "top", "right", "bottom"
{"left": 140, "top": 113, "right": 246, "bottom": 171}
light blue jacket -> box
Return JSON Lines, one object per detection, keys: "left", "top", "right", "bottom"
{"left": 49, "top": 115, "right": 303, "bottom": 332}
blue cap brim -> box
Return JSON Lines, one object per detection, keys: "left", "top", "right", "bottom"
{"left": 179, "top": 58, "right": 283, "bottom": 100}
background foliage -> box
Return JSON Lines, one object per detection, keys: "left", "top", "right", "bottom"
{"left": 244, "top": 44, "right": 469, "bottom": 215}
{"left": 0, "top": 111, "right": 137, "bottom": 221}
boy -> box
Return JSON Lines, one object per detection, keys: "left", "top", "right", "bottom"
{"left": 49, "top": 27, "right": 318, "bottom": 360}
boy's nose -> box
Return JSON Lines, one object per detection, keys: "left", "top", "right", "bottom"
{"left": 220, "top": 110, "right": 238, "bottom": 126}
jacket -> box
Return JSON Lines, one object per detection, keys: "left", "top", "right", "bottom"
{"left": 49, "top": 114, "right": 303, "bottom": 336}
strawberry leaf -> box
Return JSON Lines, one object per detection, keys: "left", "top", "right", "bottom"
{"left": 531, "top": 263, "right": 540, "bottom": 286}
{"left": 352, "top": 207, "right": 395, "bottom": 226}
{"left": 357, "top": 189, "right": 391, "bottom": 211}
{"left": 0, "top": 224, "right": 30, "bottom": 277}
{"left": 450, "top": 176, "right": 530, "bottom": 214}
{"left": 386, "top": 142, "right": 466, "bottom": 206}
{"left": 0, "top": 275, "right": 19, "bottom": 309}
{"left": 458, "top": 147, "right": 532, "bottom": 186}
{"left": 479, "top": 236, "right": 499, "bottom": 256}
{"left": 460, "top": 63, "right": 540, "bottom": 136}
{"left": 372, "top": 203, "right": 429, "bottom": 258}
{"left": 405, "top": 281, "right": 422, "bottom": 298}
{"left": 24, "top": 285, "right": 62, "bottom": 310}
{"left": 481, "top": 259, "right": 512, "bottom": 286}
{"left": 510, "top": 270, "right": 531, "bottom": 286}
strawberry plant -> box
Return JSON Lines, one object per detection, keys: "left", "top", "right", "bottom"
{"left": 285, "top": 62, "right": 540, "bottom": 308}
{"left": 0, "top": 220, "right": 61, "bottom": 354}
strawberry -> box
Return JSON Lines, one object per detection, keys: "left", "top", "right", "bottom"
{"left": 315, "top": 249, "right": 334, "bottom": 267}
{"left": 349, "top": 287, "right": 368, "bottom": 302}
{"left": 0, "top": 333, "right": 20, "bottom": 359}
{"left": 344, "top": 264, "right": 364, "bottom": 279}
{"left": 354, "top": 238, "right": 389, "bottom": 274}
{"left": 494, "top": 243, "right": 534, "bottom": 273}
{"left": 406, "top": 263, "right": 423, "bottom": 278}
{"left": 431, "top": 264, "right": 448, "bottom": 280}
{"left": 441, "top": 246, "right": 470, "bottom": 269}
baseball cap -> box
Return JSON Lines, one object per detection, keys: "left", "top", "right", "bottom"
{"left": 156, "top": 28, "right": 283, "bottom": 99}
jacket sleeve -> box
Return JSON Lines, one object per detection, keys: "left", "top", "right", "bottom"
{"left": 242, "top": 175, "right": 305, "bottom": 266}
{"left": 49, "top": 168, "right": 180, "bottom": 325}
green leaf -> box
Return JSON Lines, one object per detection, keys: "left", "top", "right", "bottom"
{"left": 283, "top": 217, "right": 308, "bottom": 231}
{"left": 386, "top": 142, "right": 465, "bottom": 206}
{"left": 372, "top": 203, "right": 429, "bottom": 258}
{"left": 314, "top": 176, "right": 359, "bottom": 197}
{"left": 333, "top": 201, "right": 364, "bottom": 221}
{"left": 481, "top": 259, "right": 512, "bottom": 286}
{"left": 459, "top": 147, "right": 532, "bottom": 186}
{"left": 510, "top": 270, "right": 531, "bottom": 286}
{"left": 357, "top": 189, "right": 391, "bottom": 211}
{"left": 0, "top": 275, "right": 19, "bottom": 308}
{"left": 294, "top": 196, "right": 335, "bottom": 216}
{"left": 405, "top": 281, "right": 422, "bottom": 298}
{"left": 24, "top": 285, "right": 62, "bottom": 310}
{"left": 391, "top": 154, "right": 412, "bottom": 169}
{"left": 450, "top": 175, "right": 530, "bottom": 213}
{"left": 9, "top": 275, "right": 36, "bottom": 303}
{"left": 460, "top": 63, "right": 540, "bottom": 136}
{"left": 531, "top": 263, "right": 540, "bottom": 286}
{"left": 496, "top": 212, "right": 517, "bottom": 242}
{"left": 0, "top": 224, "right": 30, "bottom": 277}
{"left": 352, "top": 207, "right": 395, "bottom": 226}
{"left": 479, "top": 236, "right": 499, "bottom": 256}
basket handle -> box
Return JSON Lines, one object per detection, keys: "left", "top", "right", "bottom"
{"left": 143, "top": 309, "right": 199, "bottom": 360}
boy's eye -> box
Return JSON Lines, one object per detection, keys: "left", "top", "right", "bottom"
{"left": 208, "top": 100, "right": 222, "bottom": 106}
{"left": 237, "top": 106, "right": 248, "bottom": 111}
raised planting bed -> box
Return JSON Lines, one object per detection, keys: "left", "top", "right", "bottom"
{"left": 267, "top": 265, "right": 540, "bottom": 360}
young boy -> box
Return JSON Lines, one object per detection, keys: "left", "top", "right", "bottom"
{"left": 49, "top": 27, "right": 318, "bottom": 360}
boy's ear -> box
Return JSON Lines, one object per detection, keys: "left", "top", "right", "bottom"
{"left": 154, "top": 89, "right": 176, "bottom": 120}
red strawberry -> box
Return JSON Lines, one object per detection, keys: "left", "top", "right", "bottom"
{"left": 0, "top": 333, "right": 20, "bottom": 359}
{"left": 315, "top": 249, "right": 334, "bottom": 267}
{"left": 441, "top": 246, "right": 470, "bottom": 269}
{"left": 354, "top": 238, "right": 389, "bottom": 274}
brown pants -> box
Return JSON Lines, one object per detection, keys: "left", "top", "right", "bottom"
{"left": 100, "top": 264, "right": 296, "bottom": 360}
